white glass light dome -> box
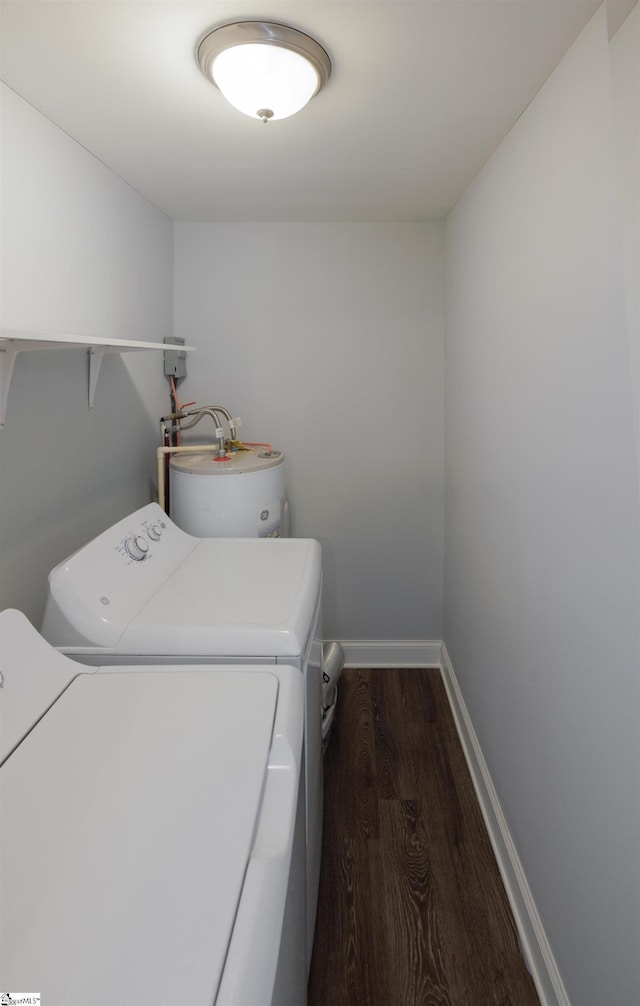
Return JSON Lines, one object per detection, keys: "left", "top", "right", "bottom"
{"left": 197, "top": 21, "right": 331, "bottom": 123}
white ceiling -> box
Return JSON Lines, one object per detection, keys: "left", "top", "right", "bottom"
{"left": 0, "top": 1, "right": 633, "bottom": 222}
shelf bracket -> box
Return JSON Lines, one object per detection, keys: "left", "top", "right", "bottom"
{"left": 0, "top": 342, "right": 19, "bottom": 428}
{"left": 87, "top": 347, "right": 106, "bottom": 411}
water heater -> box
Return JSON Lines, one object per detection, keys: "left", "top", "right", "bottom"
{"left": 169, "top": 449, "right": 288, "bottom": 538}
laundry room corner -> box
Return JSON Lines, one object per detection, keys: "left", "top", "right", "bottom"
{"left": 0, "top": 84, "right": 174, "bottom": 624}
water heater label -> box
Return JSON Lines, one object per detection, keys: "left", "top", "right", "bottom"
{"left": 257, "top": 502, "right": 282, "bottom": 537}
{"left": 258, "top": 508, "right": 281, "bottom": 538}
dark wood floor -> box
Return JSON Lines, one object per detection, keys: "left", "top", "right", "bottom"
{"left": 308, "top": 668, "right": 540, "bottom": 1006}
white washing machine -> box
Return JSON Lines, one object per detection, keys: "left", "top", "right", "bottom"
{"left": 41, "top": 502, "right": 323, "bottom": 965}
{"left": 1, "top": 609, "right": 306, "bottom": 1006}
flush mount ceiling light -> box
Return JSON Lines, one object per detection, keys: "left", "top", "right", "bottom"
{"left": 197, "top": 20, "right": 331, "bottom": 122}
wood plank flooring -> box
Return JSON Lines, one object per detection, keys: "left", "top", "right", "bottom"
{"left": 307, "top": 668, "right": 540, "bottom": 1006}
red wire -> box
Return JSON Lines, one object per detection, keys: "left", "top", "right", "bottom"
{"left": 169, "top": 378, "right": 196, "bottom": 446}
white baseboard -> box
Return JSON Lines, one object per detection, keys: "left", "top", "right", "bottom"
{"left": 440, "top": 643, "right": 571, "bottom": 1006}
{"left": 337, "top": 639, "right": 442, "bottom": 668}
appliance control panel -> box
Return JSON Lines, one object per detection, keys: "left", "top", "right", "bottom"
{"left": 119, "top": 517, "right": 166, "bottom": 563}
{"left": 42, "top": 504, "right": 200, "bottom": 648}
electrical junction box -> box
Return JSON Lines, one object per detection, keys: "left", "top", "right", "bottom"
{"left": 163, "top": 337, "right": 187, "bottom": 380}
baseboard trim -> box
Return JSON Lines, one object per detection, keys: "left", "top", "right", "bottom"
{"left": 440, "top": 643, "right": 571, "bottom": 1006}
{"left": 337, "top": 639, "right": 442, "bottom": 668}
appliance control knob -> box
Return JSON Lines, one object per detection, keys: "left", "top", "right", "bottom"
{"left": 147, "top": 524, "right": 163, "bottom": 541}
{"left": 125, "top": 534, "right": 149, "bottom": 561}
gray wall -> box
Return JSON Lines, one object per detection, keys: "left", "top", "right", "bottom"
{"left": 0, "top": 85, "right": 174, "bottom": 624}
{"left": 173, "top": 222, "right": 445, "bottom": 642}
{"left": 610, "top": 1, "right": 640, "bottom": 485}
{"left": 443, "top": 8, "right": 639, "bottom": 1006}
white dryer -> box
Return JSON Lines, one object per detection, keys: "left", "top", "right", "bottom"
{"left": 41, "top": 502, "right": 324, "bottom": 964}
{"left": 1, "top": 609, "right": 306, "bottom": 1006}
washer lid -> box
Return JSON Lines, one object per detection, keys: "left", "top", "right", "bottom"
{"left": 0, "top": 608, "right": 82, "bottom": 763}
{"left": 121, "top": 537, "right": 321, "bottom": 657}
{"left": 1, "top": 669, "right": 278, "bottom": 1006}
